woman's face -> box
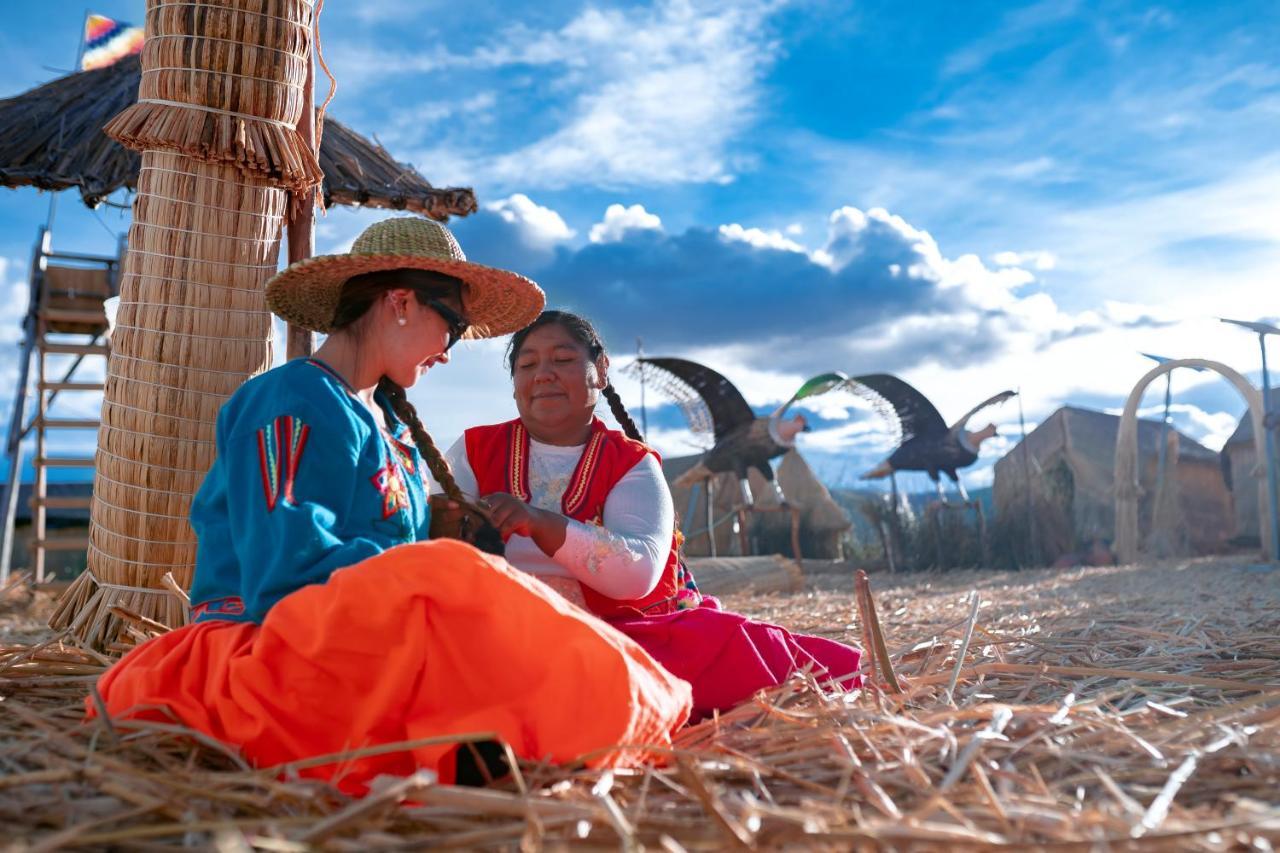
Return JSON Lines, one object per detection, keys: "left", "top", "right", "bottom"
{"left": 512, "top": 323, "right": 605, "bottom": 436}
{"left": 380, "top": 287, "right": 466, "bottom": 388}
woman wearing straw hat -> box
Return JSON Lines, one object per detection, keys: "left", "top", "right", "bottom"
{"left": 91, "top": 218, "right": 692, "bottom": 791}
{"left": 436, "top": 310, "right": 862, "bottom": 723}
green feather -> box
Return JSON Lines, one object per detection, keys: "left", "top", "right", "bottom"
{"left": 791, "top": 372, "right": 849, "bottom": 402}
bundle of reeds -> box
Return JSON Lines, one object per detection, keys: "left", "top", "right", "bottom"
{"left": 104, "top": 0, "right": 320, "bottom": 192}
{"left": 50, "top": 151, "right": 286, "bottom": 647}
{"left": 7, "top": 559, "right": 1280, "bottom": 847}
{"left": 52, "top": 0, "right": 319, "bottom": 650}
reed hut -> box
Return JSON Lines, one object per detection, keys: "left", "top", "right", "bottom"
{"left": 666, "top": 450, "right": 851, "bottom": 559}
{"left": 1218, "top": 400, "right": 1279, "bottom": 547}
{"left": 993, "top": 405, "right": 1233, "bottom": 559}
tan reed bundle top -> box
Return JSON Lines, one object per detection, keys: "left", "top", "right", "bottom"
{"left": 105, "top": 0, "right": 322, "bottom": 193}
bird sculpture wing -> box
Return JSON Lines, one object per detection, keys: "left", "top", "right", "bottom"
{"left": 948, "top": 390, "right": 1017, "bottom": 433}
{"left": 628, "top": 357, "right": 757, "bottom": 444}
{"left": 843, "top": 373, "right": 948, "bottom": 447}
{"left": 773, "top": 371, "right": 850, "bottom": 417}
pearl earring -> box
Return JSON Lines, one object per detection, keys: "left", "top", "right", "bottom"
{"left": 397, "top": 316, "right": 407, "bottom": 326}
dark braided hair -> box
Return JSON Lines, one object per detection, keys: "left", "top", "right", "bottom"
{"left": 333, "top": 269, "right": 505, "bottom": 555}
{"left": 378, "top": 378, "right": 506, "bottom": 555}
{"left": 506, "top": 310, "right": 646, "bottom": 443}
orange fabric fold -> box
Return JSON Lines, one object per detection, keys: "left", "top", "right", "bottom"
{"left": 92, "top": 540, "right": 692, "bottom": 792}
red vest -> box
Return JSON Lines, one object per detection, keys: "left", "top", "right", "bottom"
{"left": 464, "top": 418, "right": 693, "bottom": 619}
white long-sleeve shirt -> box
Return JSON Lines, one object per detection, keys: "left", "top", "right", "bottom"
{"left": 441, "top": 434, "right": 674, "bottom": 601}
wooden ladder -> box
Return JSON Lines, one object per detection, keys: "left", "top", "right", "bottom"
{"left": 0, "top": 227, "right": 118, "bottom": 584}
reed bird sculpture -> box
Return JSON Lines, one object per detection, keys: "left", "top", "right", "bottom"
{"left": 630, "top": 358, "right": 847, "bottom": 506}
{"left": 851, "top": 374, "right": 1015, "bottom": 502}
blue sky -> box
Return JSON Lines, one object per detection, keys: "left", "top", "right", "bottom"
{"left": 0, "top": 0, "right": 1277, "bottom": 491}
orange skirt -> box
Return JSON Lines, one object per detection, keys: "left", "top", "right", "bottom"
{"left": 91, "top": 540, "right": 692, "bottom": 792}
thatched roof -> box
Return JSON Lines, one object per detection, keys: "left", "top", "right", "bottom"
{"left": 0, "top": 55, "right": 477, "bottom": 220}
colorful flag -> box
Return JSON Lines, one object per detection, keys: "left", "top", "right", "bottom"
{"left": 81, "top": 14, "right": 144, "bottom": 71}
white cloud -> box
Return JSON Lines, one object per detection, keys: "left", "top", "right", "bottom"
{"left": 717, "top": 224, "right": 805, "bottom": 254}
{"left": 500, "top": 0, "right": 782, "bottom": 187}
{"left": 487, "top": 194, "right": 575, "bottom": 246}
{"left": 0, "top": 258, "right": 29, "bottom": 346}
{"left": 589, "top": 203, "right": 664, "bottom": 244}
{"left": 382, "top": 0, "right": 786, "bottom": 189}
{"left": 1130, "top": 402, "right": 1240, "bottom": 452}
{"left": 992, "top": 250, "right": 1058, "bottom": 270}
{"left": 942, "top": 0, "right": 1082, "bottom": 77}
{"left": 269, "top": 193, "right": 1272, "bottom": 491}
{"left": 377, "top": 93, "right": 498, "bottom": 149}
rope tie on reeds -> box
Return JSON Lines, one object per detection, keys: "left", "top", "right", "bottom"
{"left": 146, "top": 3, "right": 313, "bottom": 30}
{"left": 134, "top": 191, "right": 285, "bottom": 219}
{"left": 143, "top": 67, "right": 307, "bottom": 89}
{"left": 126, "top": 249, "right": 279, "bottom": 271}
{"left": 92, "top": 500, "right": 190, "bottom": 521}
{"left": 101, "top": 423, "right": 216, "bottom": 445}
{"left": 92, "top": 577, "right": 186, "bottom": 596}
{"left": 141, "top": 34, "right": 305, "bottom": 60}
{"left": 134, "top": 99, "right": 299, "bottom": 130}
{"left": 111, "top": 322, "right": 271, "bottom": 344}
{"left": 99, "top": 398, "right": 217, "bottom": 427}
{"left": 93, "top": 469, "right": 201, "bottom": 497}
{"left": 111, "top": 350, "right": 272, "bottom": 373}
{"left": 127, "top": 220, "right": 284, "bottom": 243}
{"left": 139, "top": 164, "right": 298, "bottom": 192}
{"left": 121, "top": 270, "right": 277, "bottom": 296}
{"left": 88, "top": 541, "right": 196, "bottom": 570}
{"left": 93, "top": 526, "right": 197, "bottom": 547}
{"left": 95, "top": 446, "right": 221, "bottom": 478}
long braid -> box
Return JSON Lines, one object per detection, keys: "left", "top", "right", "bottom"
{"left": 378, "top": 378, "right": 463, "bottom": 502}
{"left": 602, "top": 382, "right": 644, "bottom": 444}
{"left": 378, "top": 377, "right": 505, "bottom": 555}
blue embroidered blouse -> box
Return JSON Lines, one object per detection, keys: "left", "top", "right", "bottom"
{"left": 187, "top": 358, "right": 430, "bottom": 623}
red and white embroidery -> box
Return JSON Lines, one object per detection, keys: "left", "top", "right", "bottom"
{"left": 257, "top": 415, "right": 310, "bottom": 511}
{"left": 372, "top": 457, "right": 411, "bottom": 519}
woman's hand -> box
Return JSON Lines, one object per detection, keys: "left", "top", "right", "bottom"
{"left": 427, "top": 495, "right": 506, "bottom": 556}
{"left": 481, "top": 492, "right": 568, "bottom": 557}
{"left": 480, "top": 493, "right": 542, "bottom": 538}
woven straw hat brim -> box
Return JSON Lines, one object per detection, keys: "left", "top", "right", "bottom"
{"left": 266, "top": 251, "right": 545, "bottom": 336}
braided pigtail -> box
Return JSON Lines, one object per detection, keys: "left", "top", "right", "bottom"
{"left": 378, "top": 378, "right": 462, "bottom": 502}
{"left": 378, "top": 377, "right": 504, "bottom": 555}
{"left": 602, "top": 382, "right": 645, "bottom": 444}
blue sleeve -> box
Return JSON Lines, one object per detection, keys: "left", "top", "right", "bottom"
{"left": 220, "top": 397, "right": 384, "bottom": 620}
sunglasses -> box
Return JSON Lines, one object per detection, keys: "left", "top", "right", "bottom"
{"left": 427, "top": 299, "right": 470, "bottom": 351}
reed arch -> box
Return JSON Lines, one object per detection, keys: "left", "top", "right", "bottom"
{"left": 1114, "top": 359, "right": 1271, "bottom": 563}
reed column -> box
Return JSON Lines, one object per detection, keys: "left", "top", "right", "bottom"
{"left": 52, "top": 0, "right": 321, "bottom": 650}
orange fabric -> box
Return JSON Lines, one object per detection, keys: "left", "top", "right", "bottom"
{"left": 91, "top": 540, "right": 692, "bottom": 793}
{"left": 466, "top": 418, "right": 683, "bottom": 618}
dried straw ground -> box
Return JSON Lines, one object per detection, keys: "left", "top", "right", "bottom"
{"left": 2, "top": 557, "right": 1278, "bottom": 850}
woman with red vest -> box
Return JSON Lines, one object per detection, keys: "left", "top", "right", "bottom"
{"left": 440, "top": 311, "right": 862, "bottom": 722}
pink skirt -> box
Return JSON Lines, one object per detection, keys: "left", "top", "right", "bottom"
{"left": 609, "top": 598, "right": 862, "bottom": 722}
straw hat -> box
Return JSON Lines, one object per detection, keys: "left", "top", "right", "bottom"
{"left": 266, "top": 217, "right": 545, "bottom": 336}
